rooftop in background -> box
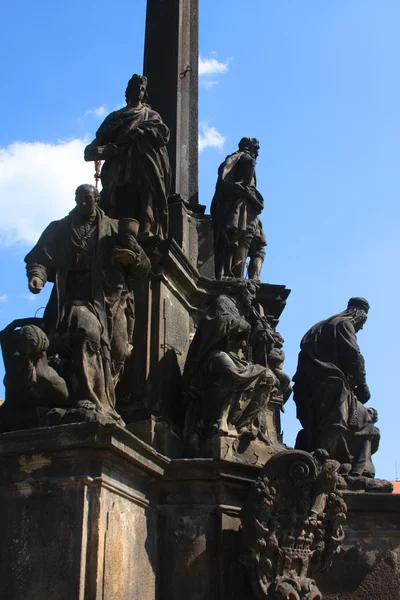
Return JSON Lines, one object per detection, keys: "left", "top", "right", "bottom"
{"left": 391, "top": 481, "right": 400, "bottom": 494}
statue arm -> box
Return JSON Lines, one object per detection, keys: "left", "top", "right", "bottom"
{"left": 84, "top": 112, "right": 121, "bottom": 161}
{"left": 337, "top": 321, "right": 370, "bottom": 400}
{"left": 24, "top": 221, "right": 61, "bottom": 292}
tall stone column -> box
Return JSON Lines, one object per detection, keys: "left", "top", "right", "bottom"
{"left": 143, "top": 0, "right": 199, "bottom": 206}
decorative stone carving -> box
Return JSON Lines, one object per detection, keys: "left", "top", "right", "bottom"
{"left": 0, "top": 183, "right": 153, "bottom": 430}
{"left": 240, "top": 449, "right": 347, "bottom": 600}
{"left": 84, "top": 74, "right": 172, "bottom": 239}
{"left": 211, "top": 137, "right": 267, "bottom": 280}
{"left": 292, "top": 298, "right": 390, "bottom": 492}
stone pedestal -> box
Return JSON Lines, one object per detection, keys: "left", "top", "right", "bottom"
{"left": 1, "top": 424, "right": 399, "bottom": 599}
{"left": 0, "top": 423, "right": 167, "bottom": 600}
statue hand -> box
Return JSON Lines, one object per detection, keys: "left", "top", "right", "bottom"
{"left": 28, "top": 277, "right": 44, "bottom": 294}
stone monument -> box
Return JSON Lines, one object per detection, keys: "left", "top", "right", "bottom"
{"left": 0, "top": 2, "right": 398, "bottom": 599}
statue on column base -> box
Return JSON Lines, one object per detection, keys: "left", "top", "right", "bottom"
{"left": 0, "top": 184, "right": 151, "bottom": 432}
{"left": 293, "top": 298, "right": 392, "bottom": 493}
{"left": 183, "top": 280, "right": 279, "bottom": 464}
{"left": 211, "top": 138, "right": 267, "bottom": 280}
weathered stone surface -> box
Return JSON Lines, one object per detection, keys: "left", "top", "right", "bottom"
{"left": 0, "top": 423, "right": 167, "bottom": 600}
{"left": 317, "top": 492, "right": 400, "bottom": 599}
{"left": 205, "top": 433, "right": 282, "bottom": 467}
{"left": 0, "top": 424, "right": 399, "bottom": 599}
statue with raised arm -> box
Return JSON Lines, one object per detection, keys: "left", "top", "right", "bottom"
{"left": 293, "top": 298, "right": 381, "bottom": 483}
{"left": 24, "top": 184, "right": 151, "bottom": 425}
{"left": 211, "top": 137, "right": 267, "bottom": 280}
{"left": 84, "top": 74, "right": 172, "bottom": 239}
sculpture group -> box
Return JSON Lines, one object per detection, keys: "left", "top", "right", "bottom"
{"left": 0, "top": 70, "right": 391, "bottom": 600}
{"left": 0, "top": 74, "right": 383, "bottom": 491}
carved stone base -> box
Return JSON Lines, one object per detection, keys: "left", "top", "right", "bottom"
{"left": 204, "top": 434, "right": 285, "bottom": 467}
{"left": 0, "top": 424, "right": 399, "bottom": 600}
{"left": 345, "top": 475, "right": 393, "bottom": 493}
{"left": 0, "top": 422, "right": 166, "bottom": 600}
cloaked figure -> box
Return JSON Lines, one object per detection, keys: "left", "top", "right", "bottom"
{"left": 211, "top": 137, "right": 266, "bottom": 280}
{"left": 293, "top": 297, "right": 380, "bottom": 478}
{"left": 24, "top": 184, "right": 150, "bottom": 424}
{"left": 84, "top": 74, "right": 171, "bottom": 239}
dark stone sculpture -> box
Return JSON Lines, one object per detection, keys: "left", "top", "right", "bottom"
{"left": 183, "top": 280, "right": 276, "bottom": 455}
{"left": 20, "top": 184, "right": 151, "bottom": 426}
{"left": 211, "top": 137, "right": 267, "bottom": 280}
{"left": 293, "top": 298, "right": 388, "bottom": 491}
{"left": 250, "top": 311, "right": 292, "bottom": 408}
{"left": 0, "top": 319, "right": 70, "bottom": 431}
{"left": 84, "top": 74, "right": 172, "bottom": 238}
{"left": 240, "top": 449, "right": 347, "bottom": 600}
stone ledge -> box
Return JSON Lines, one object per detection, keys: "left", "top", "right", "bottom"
{"left": 0, "top": 422, "right": 170, "bottom": 477}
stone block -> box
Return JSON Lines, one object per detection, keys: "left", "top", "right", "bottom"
{"left": 0, "top": 423, "right": 168, "bottom": 600}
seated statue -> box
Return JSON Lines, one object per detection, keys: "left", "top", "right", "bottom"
{"left": 183, "top": 280, "right": 275, "bottom": 450}
{"left": 23, "top": 184, "right": 151, "bottom": 425}
{"left": 84, "top": 74, "right": 171, "bottom": 239}
{"left": 0, "top": 320, "right": 70, "bottom": 431}
{"left": 293, "top": 297, "right": 380, "bottom": 479}
{"left": 211, "top": 137, "right": 267, "bottom": 280}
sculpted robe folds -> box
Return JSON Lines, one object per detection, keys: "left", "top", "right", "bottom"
{"left": 211, "top": 150, "right": 266, "bottom": 279}
{"left": 24, "top": 207, "right": 147, "bottom": 420}
{"left": 183, "top": 294, "right": 273, "bottom": 442}
{"left": 85, "top": 105, "right": 171, "bottom": 238}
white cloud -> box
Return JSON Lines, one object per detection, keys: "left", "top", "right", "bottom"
{"left": 0, "top": 138, "right": 96, "bottom": 245}
{"left": 200, "top": 79, "right": 219, "bottom": 89}
{"left": 83, "top": 104, "right": 108, "bottom": 118}
{"left": 198, "top": 123, "right": 226, "bottom": 153}
{"left": 199, "top": 56, "right": 230, "bottom": 76}
{"left": 0, "top": 295, "right": 8, "bottom": 302}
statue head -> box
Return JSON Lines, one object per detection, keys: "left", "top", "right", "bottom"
{"left": 225, "top": 278, "right": 258, "bottom": 314}
{"left": 75, "top": 184, "right": 99, "bottom": 217}
{"left": 125, "top": 74, "right": 148, "bottom": 106}
{"left": 347, "top": 297, "right": 369, "bottom": 332}
{"left": 15, "top": 325, "right": 49, "bottom": 362}
{"left": 238, "top": 137, "right": 260, "bottom": 160}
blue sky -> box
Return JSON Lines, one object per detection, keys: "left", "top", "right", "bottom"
{"left": 1, "top": 0, "right": 399, "bottom": 479}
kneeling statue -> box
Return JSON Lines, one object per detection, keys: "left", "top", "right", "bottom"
{"left": 293, "top": 298, "right": 383, "bottom": 487}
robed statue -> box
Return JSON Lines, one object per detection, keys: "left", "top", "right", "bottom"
{"left": 211, "top": 137, "right": 267, "bottom": 280}
{"left": 20, "top": 184, "right": 150, "bottom": 425}
{"left": 183, "top": 280, "right": 275, "bottom": 452}
{"left": 293, "top": 297, "right": 380, "bottom": 479}
{"left": 84, "top": 74, "right": 171, "bottom": 239}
